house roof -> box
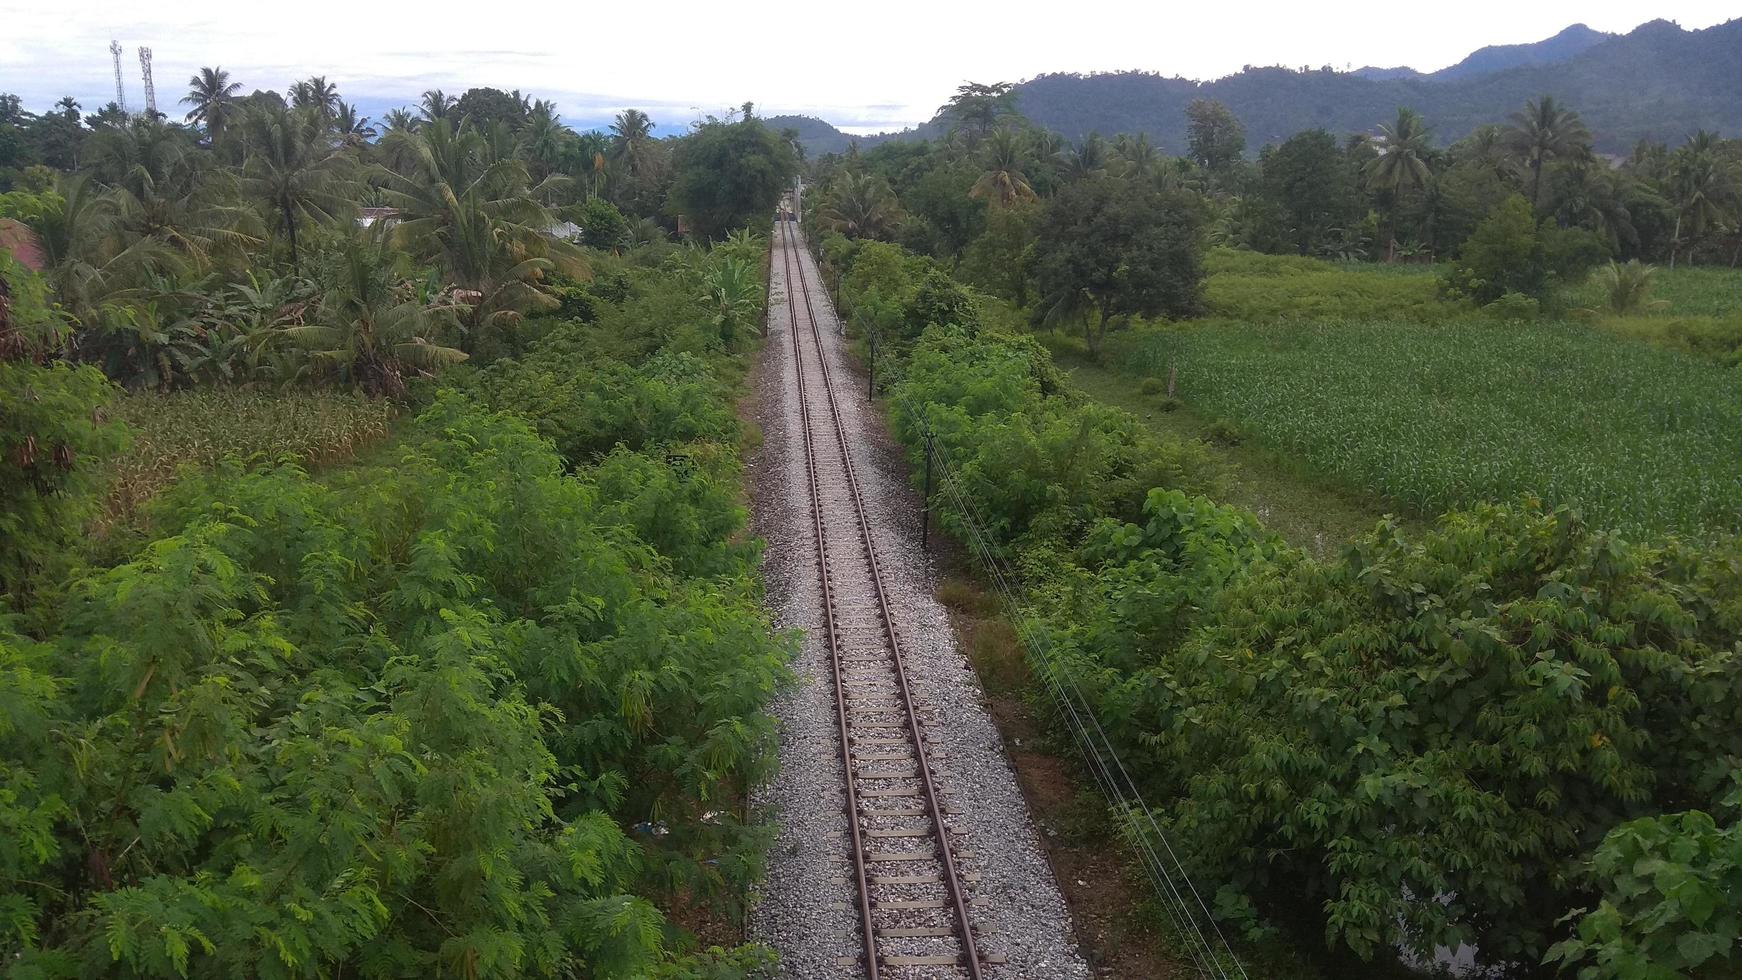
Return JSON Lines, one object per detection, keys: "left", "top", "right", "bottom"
{"left": 0, "top": 219, "right": 46, "bottom": 273}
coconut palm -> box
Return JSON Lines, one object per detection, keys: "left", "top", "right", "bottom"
{"left": 970, "top": 129, "right": 1037, "bottom": 206}
{"left": 609, "top": 109, "right": 657, "bottom": 178}
{"left": 1115, "top": 133, "right": 1160, "bottom": 179}
{"left": 35, "top": 174, "right": 180, "bottom": 331}
{"left": 1586, "top": 260, "right": 1663, "bottom": 315}
{"left": 1666, "top": 131, "right": 1738, "bottom": 267}
{"left": 84, "top": 119, "right": 258, "bottom": 269}
{"left": 1504, "top": 95, "right": 1591, "bottom": 210}
{"left": 379, "top": 118, "right": 587, "bottom": 348}
{"left": 333, "top": 102, "right": 376, "bottom": 148}
{"left": 418, "top": 89, "right": 457, "bottom": 125}
{"left": 288, "top": 76, "right": 341, "bottom": 122}
{"left": 1057, "top": 134, "right": 1107, "bottom": 182}
{"left": 816, "top": 171, "right": 904, "bottom": 240}
{"left": 238, "top": 105, "right": 357, "bottom": 272}
{"left": 519, "top": 101, "right": 565, "bottom": 181}
{"left": 181, "top": 67, "right": 242, "bottom": 143}
{"left": 281, "top": 232, "right": 464, "bottom": 396}
{"left": 1366, "top": 108, "right": 1433, "bottom": 196}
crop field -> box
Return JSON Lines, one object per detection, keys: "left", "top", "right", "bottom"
{"left": 1566, "top": 263, "right": 1742, "bottom": 317}
{"left": 1117, "top": 317, "right": 1742, "bottom": 538}
{"left": 102, "top": 387, "right": 397, "bottom": 518}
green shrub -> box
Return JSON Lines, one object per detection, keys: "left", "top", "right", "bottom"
{"left": 1482, "top": 291, "right": 1541, "bottom": 322}
{"left": 890, "top": 326, "right": 1221, "bottom": 548}
{"left": 1546, "top": 784, "right": 1742, "bottom": 978}
{"left": 1444, "top": 195, "right": 1608, "bottom": 305}
{"left": 1046, "top": 500, "right": 1742, "bottom": 967}
{"left": 1, "top": 259, "right": 126, "bottom": 613}
{"left": 1200, "top": 419, "right": 1243, "bottom": 446}
{"left": 2, "top": 402, "right": 789, "bottom": 977}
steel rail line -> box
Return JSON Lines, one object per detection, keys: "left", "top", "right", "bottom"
{"left": 776, "top": 211, "right": 985, "bottom": 978}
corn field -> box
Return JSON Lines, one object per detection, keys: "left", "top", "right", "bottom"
{"left": 102, "top": 388, "right": 396, "bottom": 519}
{"left": 1122, "top": 318, "right": 1742, "bottom": 538}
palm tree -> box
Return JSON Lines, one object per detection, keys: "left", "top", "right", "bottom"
{"left": 238, "top": 105, "right": 357, "bottom": 272}
{"left": 288, "top": 76, "right": 341, "bottom": 122}
{"left": 181, "top": 67, "right": 241, "bottom": 143}
{"left": 379, "top": 118, "right": 586, "bottom": 349}
{"left": 333, "top": 102, "right": 376, "bottom": 148}
{"left": 1057, "top": 134, "right": 1107, "bottom": 182}
{"left": 281, "top": 233, "right": 464, "bottom": 396}
{"left": 519, "top": 101, "right": 565, "bottom": 181}
{"left": 84, "top": 118, "right": 259, "bottom": 269}
{"left": 1365, "top": 108, "right": 1434, "bottom": 261}
{"left": 817, "top": 172, "right": 904, "bottom": 240}
{"left": 1123, "top": 133, "right": 1163, "bottom": 178}
{"left": 35, "top": 174, "right": 181, "bottom": 331}
{"left": 970, "top": 129, "right": 1037, "bottom": 206}
{"left": 609, "top": 109, "right": 656, "bottom": 178}
{"left": 1504, "top": 95, "right": 1591, "bottom": 210}
{"left": 1366, "top": 108, "right": 1433, "bottom": 196}
{"left": 1585, "top": 260, "right": 1661, "bottom": 314}
{"left": 418, "top": 89, "right": 457, "bottom": 125}
{"left": 1666, "top": 131, "right": 1738, "bottom": 267}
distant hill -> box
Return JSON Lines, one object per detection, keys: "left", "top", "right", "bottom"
{"left": 764, "top": 115, "right": 861, "bottom": 156}
{"left": 989, "top": 18, "right": 1741, "bottom": 154}
{"left": 1436, "top": 22, "right": 1615, "bottom": 79}
{"left": 1354, "top": 23, "right": 1614, "bottom": 82}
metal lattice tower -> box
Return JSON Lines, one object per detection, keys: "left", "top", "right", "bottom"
{"left": 110, "top": 40, "right": 128, "bottom": 117}
{"left": 138, "top": 47, "right": 156, "bottom": 117}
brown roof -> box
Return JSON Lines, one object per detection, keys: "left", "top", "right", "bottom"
{"left": 0, "top": 219, "right": 46, "bottom": 273}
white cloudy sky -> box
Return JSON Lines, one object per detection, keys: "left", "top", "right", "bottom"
{"left": 1, "top": 0, "right": 1735, "bottom": 133}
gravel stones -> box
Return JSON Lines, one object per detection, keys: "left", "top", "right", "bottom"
{"left": 746, "top": 225, "right": 1091, "bottom": 980}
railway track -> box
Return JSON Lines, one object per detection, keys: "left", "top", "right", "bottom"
{"left": 774, "top": 211, "right": 993, "bottom": 979}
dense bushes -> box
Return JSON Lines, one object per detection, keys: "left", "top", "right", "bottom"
{"left": 1057, "top": 502, "right": 1742, "bottom": 967}
{"left": 1443, "top": 195, "right": 1609, "bottom": 306}
{"left": 0, "top": 247, "right": 788, "bottom": 977}
{"left": 1, "top": 258, "right": 126, "bottom": 614}
{"left": 834, "top": 235, "right": 1742, "bottom": 976}
{"left": 889, "top": 326, "right": 1222, "bottom": 548}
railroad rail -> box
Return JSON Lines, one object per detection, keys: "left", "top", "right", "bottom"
{"left": 775, "top": 210, "right": 990, "bottom": 978}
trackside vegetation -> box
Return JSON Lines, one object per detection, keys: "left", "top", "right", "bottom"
{"left": 816, "top": 226, "right": 1742, "bottom": 977}
{"left": 3, "top": 196, "right": 792, "bottom": 974}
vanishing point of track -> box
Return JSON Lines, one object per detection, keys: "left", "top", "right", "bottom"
{"left": 775, "top": 211, "right": 989, "bottom": 978}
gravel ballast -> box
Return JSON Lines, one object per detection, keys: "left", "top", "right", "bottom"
{"left": 747, "top": 221, "right": 1092, "bottom": 980}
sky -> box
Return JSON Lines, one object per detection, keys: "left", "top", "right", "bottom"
{"left": 1, "top": 1, "right": 1736, "bottom": 135}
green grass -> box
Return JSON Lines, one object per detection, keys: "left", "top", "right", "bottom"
{"left": 1113, "top": 318, "right": 1742, "bottom": 539}
{"left": 1564, "top": 264, "right": 1742, "bottom": 318}
{"left": 1050, "top": 340, "right": 1401, "bottom": 557}
{"left": 1201, "top": 248, "right": 1451, "bottom": 322}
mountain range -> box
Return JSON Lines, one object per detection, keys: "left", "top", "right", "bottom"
{"left": 775, "top": 18, "right": 1742, "bottom": 157}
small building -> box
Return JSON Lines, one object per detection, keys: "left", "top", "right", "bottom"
{"left": 0, "top": 219, "right": 47, "bottom": 273}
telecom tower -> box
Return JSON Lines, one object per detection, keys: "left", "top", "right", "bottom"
{"left": 138, "top": 47, "right": 156, "bottom": 117}
{"left": 110, "top": 40, "right": 128, "bottom": 117}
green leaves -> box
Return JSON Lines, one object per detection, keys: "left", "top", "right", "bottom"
{"left": 1546, "top": 791, "right": 1742, "bottom": 978}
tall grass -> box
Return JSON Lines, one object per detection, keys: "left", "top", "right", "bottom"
{"left": 1201, "top": 249, "right": 1450, "bottom": 322}
{"left": 1118, "top": 318, "right": 1742, "bottom": 538}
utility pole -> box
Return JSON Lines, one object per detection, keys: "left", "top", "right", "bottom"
{"left": 110, "top": 41, "right": 128, "bottom": 117}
